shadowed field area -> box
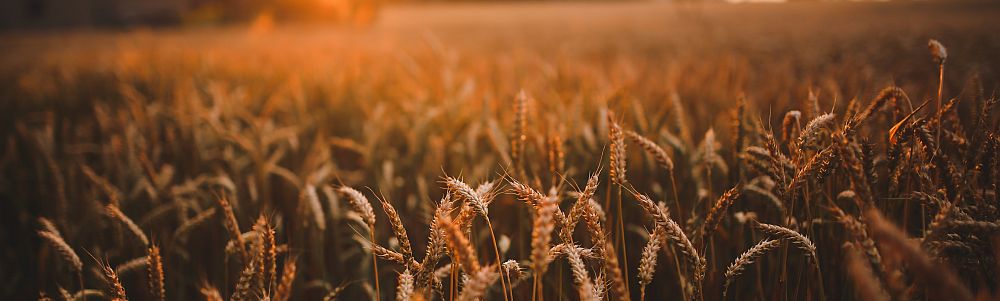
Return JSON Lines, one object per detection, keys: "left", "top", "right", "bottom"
{"left": 3, "top": 1, "right": 1000, "bottom": 300}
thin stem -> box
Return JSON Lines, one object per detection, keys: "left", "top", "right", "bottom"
{"left": 616, "top": 185, "right": 632, "bottom": 298}
{"left": 936, "top": 63, "right": 944, "bottom": 154}
{"left": 451, "top": 262, "right": 457, "bottom": 301}
{"left": 669, "top": 244, "right": 689, "bottom": 301}
{"left": 79, "top": 271, "right": 86, "bottom": 301}
{"left": 486, "top": 219, "right": 511, "bottom": 301}
{"left": 532, "top": 273, "right": 538, "bottom": 301}
{"left": 369, "top": 231, "right": 381, "bottom": 301}
{"left": 814, "top": 260, "right": 826, "bottom": 301}
{"left": 670, "top": 171, "right": 683, "bottom": 226}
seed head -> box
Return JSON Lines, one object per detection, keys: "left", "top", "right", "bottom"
{"left": 928, "top": 39, "right": 947, "bottom": 64}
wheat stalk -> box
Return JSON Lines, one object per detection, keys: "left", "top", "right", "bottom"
{"left": 700, "top": 185, "right": 741, "bottom": 244}
{"left": 724, "top": 239, "right": 782, "bottom": 297}
{"left": 146, "top": 244, "right": 165, "bottom": 301}
{"left": 105, "top": 204, "right": 149, "bottom": 247}
{"left": 530, "top": 196, "right": 558, "bottom": 300}
{"left": 842, "top": 242, "right": 889, "bottom": 301}
{"left": 458, "top": 264, "right": 500, "bottom": 301}
{"left": 752, "top": 221, "right": 817, "bottom": 264}
{"left": 637, "top": 226, "right": 664, "bottom": 301}
{"left": 272, "top": 255, "right": 297, "bottom": 301}
{"left": 377, "top": 195, "right": 414, "bottom": 270}
{"left": 864, "top": 208, "right": 972, "bottom": 301}
{"left": 37, "top": 219, "right": 82, "bottom": 274}
{"left": 564, "top": 244, "right": 600, "bottom": 301}
{"left": 97, "top": 259, "right": 127, "bottom": 301}
{"left": 397, "top": 269, "right": 414, "bottom": 301}
{"left": 217, "top": 196, "right": 247, "bottom": 261}
{"left": 440, "top": 212, "right": 480, "bottom": 274}
{"left": 337, "top": 186, "right": 380, "bottom": 300}
{"left": 172, "top": 208, "right": 217, "bottom": 242}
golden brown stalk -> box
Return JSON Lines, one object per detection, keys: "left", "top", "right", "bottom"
{"left": 444, "top": 177, "right": 488, "bottom": 215}
{"left": 146, "top": 245, "right": 165, "bottom": 301}
{"left": 625, "top": 130, "right": 674, "bottom": 172}
{"left": 371, "top": 244, "right": 406, "bottom": 264}
{"left": 217, "top": 196, "right": 246, "bottom": 260}
{"left": 337, "top": 185, "right": 381, "bottom": 301}
{"left": 700, "top": 186, "right": 741, "bottom": 244}
{"left": 929, "top": 39, "right": 948, "bottom": 108}
{"left": 546, "top": 131, "right": 565, "bottom": 189}
{"left": 99, "top": 260, "right": 127, "bottom": 301}
{"left": 600, "top": 239, "right": 630, "bottom": 301}
{"left": 887, "top": 98, "right": 931, "bottom": 145}
{"left": 440, "top": 213, "right": 480, "bottom": 274}
{"left": 531, "top": 198, "right": 558, "bottom": 273}
{"left": 273, "top": 256, "right": 298, "bottom": 301}
{"left": 233, "top": 253, "right": 259, "bottom": 301}
{"left": 754, "top": 220, "right": 825, "bottom": 299}
{"left": 658, "top": 202, "right": 703, "bottom": 299}
{"left": 114, "top": 257, "right": 148, "bottom": 276}
{"left": 105, "top": 204, "right": 149, "bottom": 247}
{"left": 723, "top": 239, "right": 782, "bottom": 297}
{"left": 669, "top": 92, "right": 693, "bottom": 144}
{"left": 509, "top": 179, "right": 546, "bottom": 209}
{"left": 831, "top": 208, "right": 883, "bottom": 274}
{"left": 732, "top": 97, "right": 747, "bottom": 182}
{"left": 531, "top": 196, "right": 558, "bottom": 299}
{"left": 416, "top": 194, "right": 453, "bottom": 287}
{"left": 797, "top": 113, "right": 835, "bottom": 149}
{"left": 378, "top": 196, "right": 414, "bottom": 270}
{"left": 608, "top": 112, "right": 628, "bottom": 185}
{"left": 172, "top": 208, "right": 217, "bottom": 242}
{"left": 562, "top": 171, "right": 601, "bottom": 242}
{"left": 942, "top": 220, "right": 1000, "bottom": 233}
{"left": 638, "top": 226, "right": 664, "bottom": 301}
{"left": 37, "top": 229, "right": 82, "bottom": 273}
{"left": 301, "top": 184, "right": 326, "bottom": 231}
{"left": 752, "top": 221, "right": 817, "bottom": 264}
{"left": 929, "top": 39, "right": 947, "bottom": 147}
{"left": 787, "top": 145, "right": 838, "bottom": 193}
{"left": 458, "top": 264, "right": 500, "bottom": 301}
{"left": 781, "top": 110, "right": 801, "bottom": 145}
{"left": 322, "top": 284, "right": 347, "bottom": 301}
{"left": 842, "top": 243, "right": 889, "bottom": 301}
{"left": 502, "top": 260, "right": 524, "bottom": 286}
{"left": 564, "top": 244, "right": 600, "bottom": 301}
{"left": 199, "top": 283, "right": 224, "bottom": 301}
{"left": 37, "top": 217, "right": 60, "bottom": 236}
{"left": 854, "top": 87, "right": 907, "bottom": 126}
{"left": 806, "top": 89, "right": 822, "bottom": 120}
{"left": 397, "top": 269, "right": 414, "bottom": 301}
{"left": 511, "top": 90, "right": 528, "bottom": 172}
{"left": 252, "top": 216, "right": 277, "bottom": 293}
{"left": 79, "top": 164, "right": 123, "bottom": 203}
{"left": 445, "top": 175, "right": 509, "bottom": 300}
{"left": 864, "top": 208, "right": 972, "bottom": 301}
{"left": 337, "top": 186, "right": 377, "bottom": 229}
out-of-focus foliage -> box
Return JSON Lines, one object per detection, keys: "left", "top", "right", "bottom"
{"left": 2, "top": 2, "right": 1000, "bottom": 300}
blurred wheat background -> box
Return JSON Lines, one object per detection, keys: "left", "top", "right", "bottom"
{"left": 2, "top": 1, "right": 1000, "bottom": 300}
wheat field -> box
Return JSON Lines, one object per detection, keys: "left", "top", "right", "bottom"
{"left": 3, "top": 1, "right": 1000, "bottom": 300}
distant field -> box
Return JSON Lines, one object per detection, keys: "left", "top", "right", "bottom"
{"left": 3, "top": 1, "right": 1000, "bottom": 120}
{"left": 3, "top": 1, "right": 1000, "bottom": 301}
